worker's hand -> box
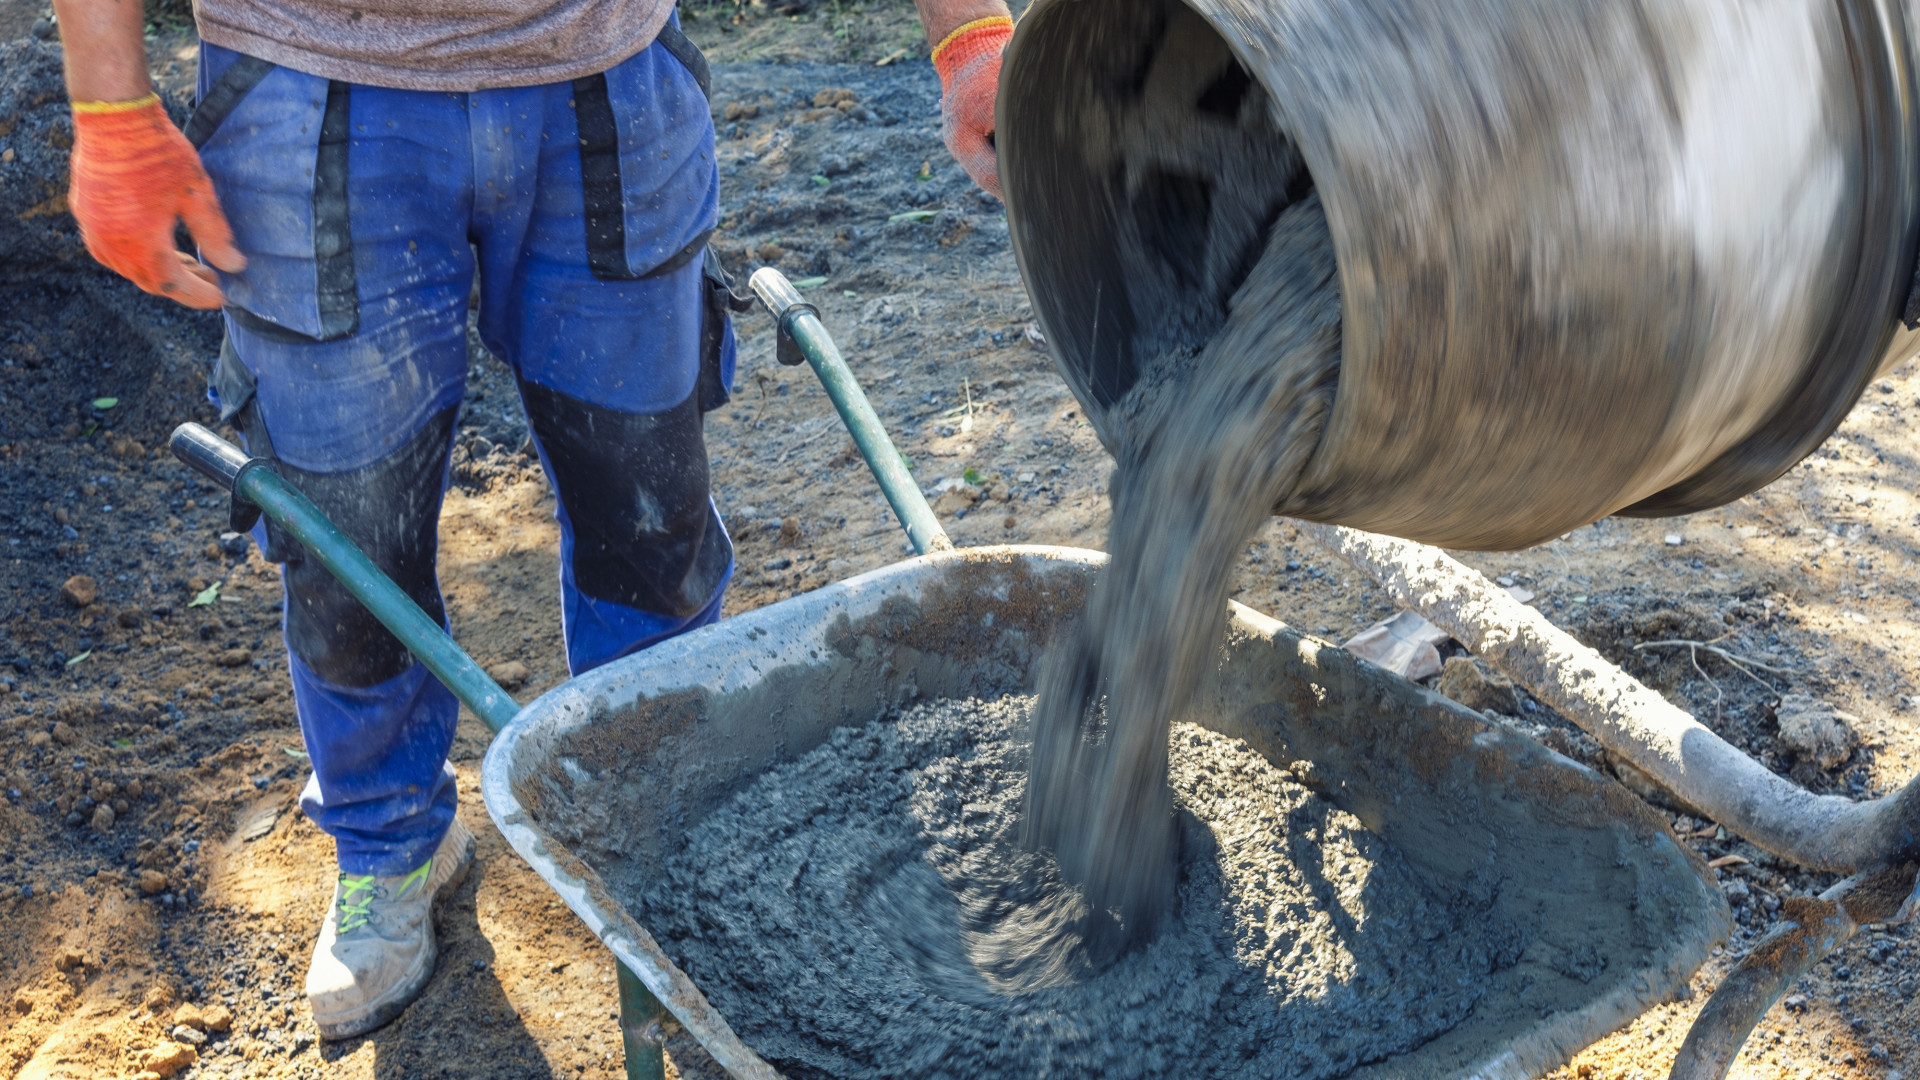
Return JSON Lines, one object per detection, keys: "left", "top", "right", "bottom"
{"left": 932, "top": 16, "right": 1011, "bottom": 200}
{"left": 68, "top": 94, "right": 244, "bottom": 309}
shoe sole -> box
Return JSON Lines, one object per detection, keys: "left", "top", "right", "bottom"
{"left": 313, "top": 829, "right": 477, "bottom": 1041}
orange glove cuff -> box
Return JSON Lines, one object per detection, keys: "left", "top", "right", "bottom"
{"left": 70, "top": 91, "right": 165, "bottom": 115}
{"left": 69, "top": 94, "right": 188, "bottom": 170}
{"left": 931, "top": 17, "right": 1013, "bottom": 92}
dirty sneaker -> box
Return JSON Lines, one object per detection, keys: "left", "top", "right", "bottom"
{"left": 306, "top": 818, "right": 476, "bottom": 1040}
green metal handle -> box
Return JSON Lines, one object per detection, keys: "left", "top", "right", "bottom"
{"left": 168, "top": 423, "right": 521, "bottom": 733}
{"left": 749, "top": 268, "right": 953, "bottom": 556}
{"left": 170, "top": 423, "right": 667, "bottom": 1080}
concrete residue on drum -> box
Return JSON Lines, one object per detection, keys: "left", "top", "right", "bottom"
{"left": 636, "top": 696, "right": 1516, "bottom": 1079}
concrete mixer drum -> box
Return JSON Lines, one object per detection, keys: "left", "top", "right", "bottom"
{"left": 998, "top": 0, "right": 1920, "bottom": 550}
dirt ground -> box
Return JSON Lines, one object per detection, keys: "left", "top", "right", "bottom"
{"left": 1, "top": 2, "right": 1915, "bottom": 1078}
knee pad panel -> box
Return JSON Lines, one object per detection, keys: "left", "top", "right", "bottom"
{"left": 520, "top": 381, "right": 732, "bottom": 617}
{"left": 240, "top": 403, "right": 456, "bottom": 687}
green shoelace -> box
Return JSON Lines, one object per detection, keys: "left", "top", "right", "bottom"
{"left": 335, "top": 859, "right": 432, "bottom": 934}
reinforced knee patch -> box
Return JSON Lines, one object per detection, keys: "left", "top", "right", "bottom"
{"left": 239, "top": 403, "right": 457, "bottom": 688}
{"left": 520, "top": 380, "right": 732, "bottom": 617}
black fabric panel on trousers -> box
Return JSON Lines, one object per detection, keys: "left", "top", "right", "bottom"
{"left": 236, "top": 403, "right": 455, "bottom": 688}
{"left": 697, "top": 248, "right": 734, "bottom": 413}
{"left": 654, "top": 20, "right": 711, "bottom": 99}
{"left": 312, "top": 80, "right": 358, "bottom": 340}
{"left": 211, "top": 332, "right": 258, "bottom": 424}
{"left": 573, "top": 25, "right": 713, "bottom": 282}
{"left": 184, "top": 53, "right": 274, "bottom": 149}
{"left": 519, "top": 380, "right": 732, "bottom": 616}
{"left": 572, "top": 72, "right": 629, "bottom": 280}
{"left": 221, "top": 78, "right": 358, "bottom": 345}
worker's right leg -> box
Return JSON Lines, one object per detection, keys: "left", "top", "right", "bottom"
{"left": 469, "top": 30, "right": 736, "bottom": 678}
{"left": 192, "top": 44, "right": 485, "bottom": 1039}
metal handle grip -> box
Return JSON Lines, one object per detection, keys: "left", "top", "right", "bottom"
{"left": 170, "top": 422, "right": 267, "bottom": 532}
{"left": 748, "top": 267, "right": 805, "bottom": 318}
{"left": 170, "top": 422, "right": 255, "bottom": 491}
{"left": 750, "top": 267, "right": 821, "bottom": 367}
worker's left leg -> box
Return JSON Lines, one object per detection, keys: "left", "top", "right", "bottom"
{"left": 471, "top": 23, "right": 737, "bottom": 676}
{"left": 192, "top": 43, "right": 489, "bottom": 1039}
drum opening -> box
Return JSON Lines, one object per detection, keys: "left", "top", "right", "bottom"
{"left": 1001, "top": 0, "right": 1319, "bottom": 418}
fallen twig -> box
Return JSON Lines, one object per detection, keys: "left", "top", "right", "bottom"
{"left": 1632, "top": 638, "right": 1796, "bottom": 676}
{"left": 1631, "top": 638, "right": 1797, "bottom": 720}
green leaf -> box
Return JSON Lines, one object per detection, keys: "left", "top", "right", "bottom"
{"left": 791, "top": 276, "right": 829, "bottom": 289}
{"left": 963, "top": 468, "right": 986, "bottom": 486}
{"left": 902, "top": 456, "right": 917, "bottom": 473}
{"left": 888, "top": 209, "right": 937, "bottom": 224}
{"left": 841, "top": 290, "right": 858, "bottom": 298}
{"left": 80, "top": 424, "right": 97, "bottom": 438}
{"left": 811, "top": 174, "right": 831, "bottom": 189}
{"left": 913, "top": 162, "right": 932, "bottom": 182}
{"left": 91, "top": 397, "right": 119, "bottom": 410}
{"left": 65, "top": 650, "right": 92, "bottom": 668}
{"left": 110, "top": 737, "right": 133, "bottom": 749}
{"left": 282, "top": 746, "right": 310, "bottom": 759}
{"left": 189, "top": 582, "right": 221, "bottom": 607}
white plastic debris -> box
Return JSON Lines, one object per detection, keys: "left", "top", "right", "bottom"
{"left": 1342, "top": 609, "right": 1449, "bottom": 681}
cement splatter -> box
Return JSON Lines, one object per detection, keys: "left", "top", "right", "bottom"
{"left": 638, "top": 696, "right": 1513, "bottom": 1080}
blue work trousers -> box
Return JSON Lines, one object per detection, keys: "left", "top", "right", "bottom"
{"left": 192, "top": 27, "right": 735, "bottom": 876}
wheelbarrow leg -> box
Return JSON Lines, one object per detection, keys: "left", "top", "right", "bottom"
{"left": 617, "top": 959, "right": 669, "bottom": 1080}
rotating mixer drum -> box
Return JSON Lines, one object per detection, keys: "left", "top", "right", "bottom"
{"left": 998, "top": 0, "right": 1920, "bottom": 550}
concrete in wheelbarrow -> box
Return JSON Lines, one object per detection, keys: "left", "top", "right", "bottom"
{"left": 479, "top": 545, "right": 1731, "bottom": 1080}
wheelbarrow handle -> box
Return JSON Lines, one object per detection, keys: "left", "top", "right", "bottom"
{"left": 166, "top": 422, "right": 522, "bottom": 733}
{"left": 1667, "top": 861, "right": 1918, "bottom": 1080}
{"left": 168, "top": 423, "right": 671, "bottom": 1080}
{"left": 749, "top": 266, "right": 953, "bottom": 556}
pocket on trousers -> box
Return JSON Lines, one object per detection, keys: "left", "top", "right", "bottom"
{"left": 191, "top": 47, "right": 358, "bottom": 342}
{"left": 697, "top": 249, "right": 741, "bottom": 414}
{"left": 572, "top": 26, "right": 719, "bottom": 282}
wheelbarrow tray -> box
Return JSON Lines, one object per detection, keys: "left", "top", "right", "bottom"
{"left": 480, "top": 545, "right": 1729, "bottom": 1080}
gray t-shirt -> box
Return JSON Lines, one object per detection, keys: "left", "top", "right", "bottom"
{"left": 195, "top": 0, "right": 677, "bottom": 90}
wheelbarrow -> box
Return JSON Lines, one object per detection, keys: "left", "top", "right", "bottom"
{"left": 172, "top": 268, "right": 1738, "bottom": 1079}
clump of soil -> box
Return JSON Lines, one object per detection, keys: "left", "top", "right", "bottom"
{"left": 638, "top": 696, "right": 1509, "bottom": 1080}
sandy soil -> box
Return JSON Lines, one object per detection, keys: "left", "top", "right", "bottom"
{"left": 1, "top": 2, "right": 1914, "bottom": 1078}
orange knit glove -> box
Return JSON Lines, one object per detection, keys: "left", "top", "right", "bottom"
{"left": 68, "top": 94, "right": 244, "bottom": 309}
{"left": 932, "top": 16, "right": 1011, "bottom": 200}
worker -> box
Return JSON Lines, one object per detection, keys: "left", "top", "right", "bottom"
{"left": 52, "top": 0, "right": 1011, "bottom": 1042}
